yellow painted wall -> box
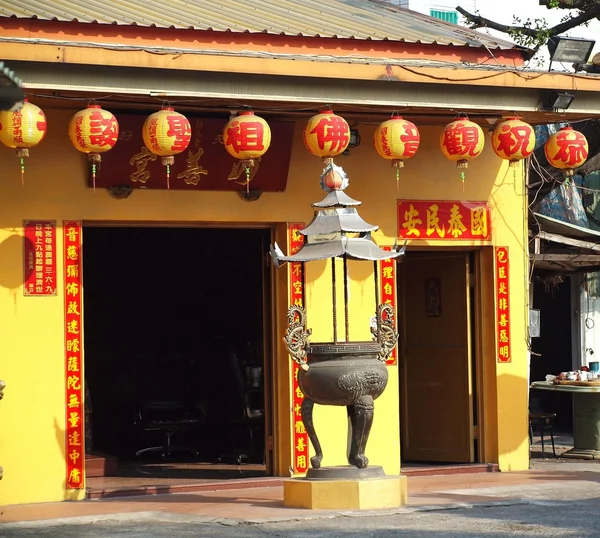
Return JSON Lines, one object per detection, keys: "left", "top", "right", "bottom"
{"left": 0, "top": 107, "right": 529, "bottom": 505}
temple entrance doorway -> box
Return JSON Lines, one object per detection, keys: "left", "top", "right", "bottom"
{"left": 81, "top": 225, "right": 273, "bottom": 491}
{"left": 398, "top": 251, "right": 478, "bottom": 465}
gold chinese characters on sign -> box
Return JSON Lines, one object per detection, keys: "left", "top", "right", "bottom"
{"left": 495, "top": 247, "right": 511, "bottom": 363}
{"left": 397, "top": 200, "right": 491, "bottom": 241}
{"left": 63, "top": 221, "right": 85, "bottom": 489}
{"left": 288, "top": 222, "right": 309, "bottom": 475}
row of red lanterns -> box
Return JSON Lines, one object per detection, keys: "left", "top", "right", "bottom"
{"left": 0, "top": 102, "right": 589, "bottom": 188}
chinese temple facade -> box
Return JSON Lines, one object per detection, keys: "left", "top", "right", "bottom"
{"left": 1, "top": 0, "right": 600, "bottom": 506}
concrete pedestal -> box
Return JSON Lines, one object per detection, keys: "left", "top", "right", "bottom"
{"left": 283, "top": 466, "right": 408, "bottom": 510}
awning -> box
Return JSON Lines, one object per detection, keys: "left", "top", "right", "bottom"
{"left": 531, "top": 213, "right": 600, "bottom": 274}
{"left": 0, "top": 60, "right": 24, "bottom": 110}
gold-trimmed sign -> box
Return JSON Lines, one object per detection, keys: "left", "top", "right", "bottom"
{"left": 398, "top": 200, "right": 491, "bottom": 241}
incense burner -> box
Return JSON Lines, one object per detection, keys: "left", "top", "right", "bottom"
{"left": 271, "top": 164, "right": 404, "bottom": 470}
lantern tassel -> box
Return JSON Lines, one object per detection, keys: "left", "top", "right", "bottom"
{"left": 88, "top": 154, "right": 102, "bottom": 194}
{"left": 393, "top": 160, "right": 403, "bottom": 192}
{"left": 461, "top": 170, "right": 465, "bottom": 191}
{"left": 16, "top": 148, "right": 29, "bottom": 187}
{"left": 161, "top": 156, "right": 175, "bottom": 189}
{"left": 246, "top": 166, "right": 250, "bottom": 194}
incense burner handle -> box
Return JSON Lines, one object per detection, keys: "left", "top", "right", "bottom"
{"left": 372, "top": 304, "right": 398, "bottom": 362}
{"left": 284, "top": 305, "right": 312, "bottom": 371}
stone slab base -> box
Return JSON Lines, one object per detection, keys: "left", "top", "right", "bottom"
{"left": 85, "top": 452, "right": 118, "bottom": 478}
{"left": 561, "top": 448, "right": 600, "bottom": 460}
{"left": 283, "top": 473, "right": 408, "bottom": 510}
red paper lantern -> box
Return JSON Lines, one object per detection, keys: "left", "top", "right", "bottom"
{"left": 492, "top": 117, "right": 536, "bottom": 166}
{"left": 142, "top": 107, "right": 191, "bottom": 188}
{"left": 223, "top": 108, "right": 271, "bottom": 190}
{"left": 303, "top": 106, "right": 350, "bottom": 161}
{"left": 69, "top": 104, "right": 119, "bottom": 188}
{"left": 0, "top": 99, "right": 47, "bottom": 183}
{"left": 544, "top": 125, "right": 588, "bottom": 177}
{"left": 441, "top": 114, "right": 484, "bottom": 185}
{"left": 373, "top": 112, "right": 420, "bottom": 181}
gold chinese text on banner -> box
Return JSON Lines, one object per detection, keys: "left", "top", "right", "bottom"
{"left": 495, "top": 247, "right": 511, "bottom": 363}
{"left": 288, "top": 222, "right": 309, "bottom": 475}
{"left": 63, "top": 221, "right": 85, "bottom": 489}
{"left": 380, "top": 247, "right": 398, "bottom": 366}
{"left": 23, "top": 220, "right": 57, "bottom": 296}
{"left": 397, "top": 200, "right": 491, "bottom": 240}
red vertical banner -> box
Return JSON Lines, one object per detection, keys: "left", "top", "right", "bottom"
{"left": 495, "top": 247, "right": 511, "bottom": 363}
{"left": 288, "top": 222, "right": 309, "bottom": 475}
{"left": 23, "top": 220, "right": 57, "bottom": 296}
{"left": 63, "top": 221, "right": 85, "bottom": 489}
{"left": 379, "top": 247, "right": 398, "bottom": 366}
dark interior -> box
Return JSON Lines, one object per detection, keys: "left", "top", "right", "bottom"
{"left": 530, "top": 278, "right": 573, "bottom": 432}
{"left": 82, "top": 226, "right": 268, "bottom": 465}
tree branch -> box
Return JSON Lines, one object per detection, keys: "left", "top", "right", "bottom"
{"left": 550, "top": 5, "right": 600, "bottom": 35}
{"left": 456, "top": 4, "right": 600, "bottom": 39}
{"left": 539, "top": 1, "right": 594, "bottom": 9}
{"left": 456, "top": 6, "right": 534, "bottom": 35}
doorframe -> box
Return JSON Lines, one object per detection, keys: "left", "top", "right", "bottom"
{"left": 398, "top": 246, "right": 493, "bottom": 464}
{"left": 80, "top": 220, "right": 279, "bottom": 474}
{"left": 472, "top": 246, "right": 497, "bottom": 464}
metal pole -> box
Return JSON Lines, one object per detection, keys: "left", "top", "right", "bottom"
{"left": 332, "top": 257, "right": 338, "bottom": 344}
{"left": 343, "top": 255, "right": 350, "bottom": 342}
{"left": 373, "top": 260, "right": 379, "bottom": 305}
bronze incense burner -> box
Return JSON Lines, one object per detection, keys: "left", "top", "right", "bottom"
{"left": 271, "top": 164, "right": 405, "bottom": 470}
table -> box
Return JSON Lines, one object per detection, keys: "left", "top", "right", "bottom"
{"left": 530, "top": 381, "right": 600, "bottom": 460}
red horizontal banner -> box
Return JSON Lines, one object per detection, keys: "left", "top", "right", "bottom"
{"left": 91, "top": 114, "right": 295, "bottom": 192}
{"left": 398, "top": 200, "right": 491, "bottom": 241}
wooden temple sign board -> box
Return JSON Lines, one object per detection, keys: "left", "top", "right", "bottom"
{"left": 397, "top": 200, "right": 491, "bottom": 241}
{"left": 63, "top": 221, "right": 85, "bottom": 489}
{"left": 495, "top": 247, "right": 511, "bottom": 363}
{"left": 23, "top": 220, "right": 57, "bottom": 296}
{"left": 92, "top": 114, "right": 295, "bottom": 192}
{"left": 288, "top": 222, "right": 309, "bottom": 475}
{"left": 379, "top": 247, "right": 398, "bottom": 366}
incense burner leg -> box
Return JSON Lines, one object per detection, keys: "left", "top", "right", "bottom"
{"left": 347, "top": 395, "right": 374, "bottom": 469}
{"left": 301, "top": 397, "right": 323, "bottom": 469}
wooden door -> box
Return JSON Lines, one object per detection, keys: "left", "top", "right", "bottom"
{"left": 399, "top": 252, "right": 474, "bottom": 463}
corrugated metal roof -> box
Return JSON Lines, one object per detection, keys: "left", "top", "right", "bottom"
{"left": 0, "top": 0, "right": 521, "bottom": 51}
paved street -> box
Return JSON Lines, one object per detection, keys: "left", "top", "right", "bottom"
{"left": 2, "top": 460, "right": 599, "bottom": 537}
{"left": 3, "top": 462, "right": 600, "bottom": 538}
{"left": 2, "top": 498, "right": 600, "bottom": 537}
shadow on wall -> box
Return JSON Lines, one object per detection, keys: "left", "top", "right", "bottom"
{"left": 0, "top": 233, "right": 30, "bottom": 290}
{"left": 0, "top": 379, "right": 5, "bottom": 479}
{"left": 497, "top": 373, "right": 531, "bottom": 461}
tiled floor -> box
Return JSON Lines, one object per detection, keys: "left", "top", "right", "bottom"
{"left": 0, "top": 466, "right": 576, "bottom": 525}
{"left": 3, "top": 437, "right": 596, "bottom": 527}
